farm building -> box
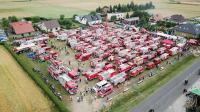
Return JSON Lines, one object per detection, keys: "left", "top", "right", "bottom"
{"left": 149, "top": 14, "right": 164, "bottom": 23}
{"left": 10, "top": 21, "right": 35, "bottom": 37}
{"left": 107, "top": 12, "right": 126, "bottom": 21}
{"left": 75, "top": 14, "right": 102, "bottom": 25}
{"left": 174, "top": 23, "right": 200, "bottom": 38}
{"left": 122, "top": 17, "right": 139, "bottom": 26}
{"left": 165, "top": 14, "right": 185, "bottom": 24}
{"left": 38, "top": 20, "right": 60, "bottom": 32}
{"left": 0, "top": 29, "right": 7, "bottom": 42}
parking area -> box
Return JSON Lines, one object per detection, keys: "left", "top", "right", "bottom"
{"left": 11, "top": 23, "right": 195, "bottom": 112}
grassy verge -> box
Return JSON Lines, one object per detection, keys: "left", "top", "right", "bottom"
{"left": 3, "top": 43, "right": 70, "bottom": 112}
{"left": 102, "top": 55, "right": 197, "bottom": 112}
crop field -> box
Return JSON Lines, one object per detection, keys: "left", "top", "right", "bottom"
{"left": 0, "top": 46, "right": 53, "bottom": 112}
{"left": 0, "top": 0, "right": 199, "bottom": 18}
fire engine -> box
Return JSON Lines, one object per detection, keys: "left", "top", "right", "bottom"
{"left": 58, "top": 74, "right": 78, "bottom": 94}
{"left": 104, "top": 63, "right": 115, "bottom": 70}
{"left": 118, "top": 64, "right": 132, "bottom": 72}
{"left": 93, "top": 80, "right": 113, "bottom": 97}
{"left": 98, "top": 69, "right": 117, "bottom": 81}
{"left": 157, "top": 47, "right": 166, "bottom": 55}
{"left": 130, "top": 66, "right": 144, "bottom": 77}
{"left": 110, "top": 72, "right": 127, "bottom": 86}
{"left": 48, "top": 65, "right": 65, "bottom": 80}
{"left": 68, "top": 69, "right": 79, "bottom": 80}
{"left": 160, "top": 53, "right": 169, "bottom": 60}
{"left": 168, "top": 47, "right": 179, "bottom": 56}
{"left": 154, "top": 57, "right": 161, "bottom": 65}
{"left": 146, "top": 62, "right": 155, "bottom": 70}
{"left": 84, "top": 68, "right": 102, "bottom": 80}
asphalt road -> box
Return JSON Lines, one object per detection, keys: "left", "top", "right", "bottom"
{"left": 131, "top": 60, "right": 200, "bottom": 112}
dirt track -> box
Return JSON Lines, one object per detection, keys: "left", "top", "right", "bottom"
{"left": 0, "top": 46, "right": 52, "bottom": 112}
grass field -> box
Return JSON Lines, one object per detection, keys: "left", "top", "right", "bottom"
{"left": 0, "top": 46, "right": 53, "bottom": 112}
{"left": 0, "top": 0, "right": 199, "bottom": 18}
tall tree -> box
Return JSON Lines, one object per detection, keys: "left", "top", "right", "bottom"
{"left": 60, "top": 14, "right": 65, "bottom": 20}
{"left": 109, "top": 5, "right": 113, "bottom": 13}
{"left": 8, "top": 16, "right": 18, "bottom": 22}
{"left": 126, "top": 13, "right": 130, "bottom": 19}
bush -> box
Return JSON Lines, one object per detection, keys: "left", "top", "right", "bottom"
{"left": 3, "top": 43, "right": 70, "bottom": 112}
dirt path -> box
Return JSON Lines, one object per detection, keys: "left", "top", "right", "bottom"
{"left": 0, "top": 46, "right": 52, "bottom": 112}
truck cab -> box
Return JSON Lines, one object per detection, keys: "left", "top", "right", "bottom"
{"left": 93, "top": 80, "right": 110, "bottom": 93}
{"left": 58, "top": 74, "right": 78, "bottom": 94}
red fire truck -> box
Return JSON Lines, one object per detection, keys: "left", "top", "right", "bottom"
{"left": 68, "top": 69, "right": 79, "bottom": 80}
{"left": 130, "top": 66, "right": 144, "bottom": 77}
{"left": 93, "top": 80, "right": 113, "bottom": 97}
{"left": 118, "top": 64, "right": 132, "bottom": 72}
{"left": 48, "top": 65, "right": 65, "bottom": 80}
{"left": 154, "top": 57, "right": 161, "bottom": 65}
{"left": 58, "top": 74, "right": 78, "bottom": 94}
{"left": 110, "top": 72, "right": 127, "bottom": 86}
{"left": 98, "top": 69, "right": 117, "bottom": 81}
{"left": 84, "top": 68, "right": 102, "bottom": 80}
{"left": 146, "top": 62, "right": 155, "bottom": 70}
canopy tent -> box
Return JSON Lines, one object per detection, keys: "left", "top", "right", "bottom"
{"left": 162, "top": 39, "right": 174, "bottom": 45}
{"left": 190, "top": 88, "right": 200, "bottom": 96}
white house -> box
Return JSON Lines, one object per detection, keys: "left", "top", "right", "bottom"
{"left": 75, "top": 14, "right": 102, "bottom": 25}
{"left": 38, "top": 20, "right": 60, "bottom": 32}
{"left": 107, "top": 12, "right": 126, "bottom": 21}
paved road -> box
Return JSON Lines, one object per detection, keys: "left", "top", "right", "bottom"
{"left": 131, "top": 60, "right": 200, "bottom": 112}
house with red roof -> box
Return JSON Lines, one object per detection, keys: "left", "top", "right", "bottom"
{"left": 10, "top": 21, "right": 35, "bottom": 37}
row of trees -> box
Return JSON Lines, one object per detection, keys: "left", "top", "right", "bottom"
{"left": 58, "top": 15, "right": 73, "bottom": 29}
{"left": 96, "top": 1, "right": 155, "bottom": 13}
{"left": 0, "top": 14, "right": 80, "bottom": 31}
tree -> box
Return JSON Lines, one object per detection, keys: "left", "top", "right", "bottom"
{"left": 130, "top": 1, "right": 135, "bottom": 10}
{"left": 96, "top": 6, "right": 101, "bottom": 13}
{"left": 131, "top": 11, "right": 150, "bottom": 27}
{"left": 117, "top": 4, "right": 121, "bottom": 12}
{"left": 60, "top": 14, "right": 65, "bottom": 20}
{"left": 64, "top": 19, "right": 73, "bottom": 29}
{"left": 109, "top": 5, "right": 113, "bottom": 13}
{"left": 90, "top": 11, "right": 96, "bottom": 15}
{"left": 1, "top": 18, "right": 9, "bottom": 29}
{"left": 197, "top": 34, "right": 200, "bottom": 40}
{"left": 8, "top": 16, "right": 18, "bottom": 22}
{"left": 31, "top": 16, "right": 41, "bottom": 23}
{"left": 126, "top": 13, "right": 130, "bottom": 19}
{"left": 111, "top": 15, "right": 117, "bottom": 22}
{"left": 73, "top": 14, "right": 78, "bottom": 19}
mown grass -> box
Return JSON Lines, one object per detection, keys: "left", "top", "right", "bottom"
{"left": 3, "top": 42, "right": 70, "bottom": 112}
{"left": 102, "top": 55, "right": 197, "bottom": 112}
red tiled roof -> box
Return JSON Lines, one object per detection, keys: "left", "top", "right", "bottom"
{"left": 11, "top": 22, "right": 35, "bottom": 35}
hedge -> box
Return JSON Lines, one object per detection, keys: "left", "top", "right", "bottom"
{"left": 3, "top": 43, "right": 70, "bottom": 112}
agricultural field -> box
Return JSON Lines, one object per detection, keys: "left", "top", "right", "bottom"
{"left": 0, "top": 0, "right": 199, "bottom": 18}
{"left": 0, "top": 46, "right": 54, "bottom": 112}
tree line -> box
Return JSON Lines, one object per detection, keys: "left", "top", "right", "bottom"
{"left": 96, "top": 1, "right": 155, "bottom": 13}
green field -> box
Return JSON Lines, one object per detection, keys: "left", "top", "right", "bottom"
{"left": 0, "top": 0, "right": 199, "bottom": 18}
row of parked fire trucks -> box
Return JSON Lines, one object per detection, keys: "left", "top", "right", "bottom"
{"left": 47, "top": 59, "right": 79, "bottom": 94}
{"left": 57, "top": 25, "right": 186, "bottom": 97}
